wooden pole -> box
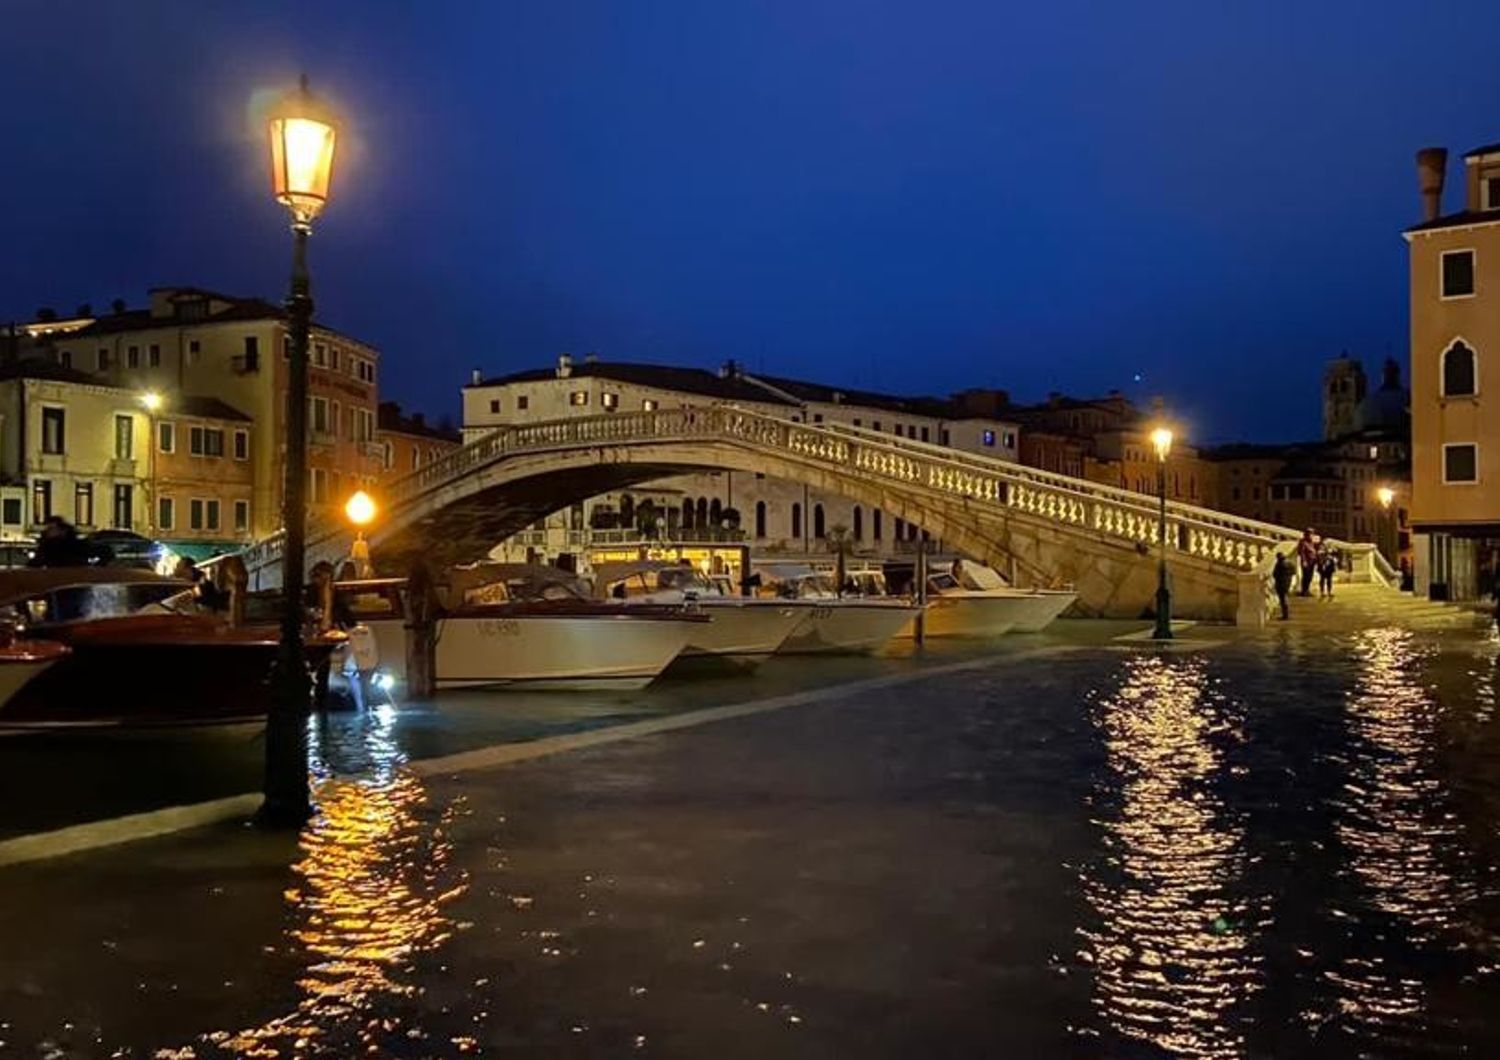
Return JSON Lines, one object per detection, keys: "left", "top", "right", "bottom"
{"left": 406, "top": 558, "right": 438, "bottom": 699}
{"left": 914, "top": 543, "right": 928, "bottom": 645}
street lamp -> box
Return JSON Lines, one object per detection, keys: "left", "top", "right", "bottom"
{"left": 139, "top": 392, "right": 163, "bottom": 537}
{"left": 1376, "top": 485, "right": 1397, "bottom": 570}
{"left": 1150, "top": 426, "right": 1174, "bottom": 640}
{"left": 345, "top": 489, "right": 376, "bottom": 578}
{"left": 258, "top": 75, "right": 339, "bottom": 829}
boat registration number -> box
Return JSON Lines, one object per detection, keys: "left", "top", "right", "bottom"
{"left": 476, "top": 619, "right": 523, "bottom": 637}
{"left": 808, "top": 607, "right": 834, "bottom": 620}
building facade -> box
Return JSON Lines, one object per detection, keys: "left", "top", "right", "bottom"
{"left": 377, "top": 402, "right": 462, "bottom": 482}
{"left": 20, "top": 286, "right": 383, "bottom": 538}
{"left": 0, "top": 361, "right": 253, "bottom": 553}
{"left": 1405, "top": 144, "right": 1500, "bottom": 600}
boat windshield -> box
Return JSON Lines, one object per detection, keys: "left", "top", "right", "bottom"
{"left": 464, "top": 576, "right": 585, "bottom": 606}
{"left": 926, "top": 573, "right": 960, "bottom": 592}
{"left": 18, "top": 581, "right": 194, "bottom": 626}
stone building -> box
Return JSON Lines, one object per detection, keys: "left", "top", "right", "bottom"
{"left": 1404, "top": 143, "right": 1500, "bottom": 600}
{"left": 376, "top": 402, "right": 462, "bottom": 481}
{"left": 0, "top": 360, "right": 253, "bottom": 555}
{"left": 17, "top": 286, "right": 383, "bottom": 537}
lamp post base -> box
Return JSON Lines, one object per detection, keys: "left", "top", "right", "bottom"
{"left": 1152, "top": 586, "right": 1174, "bottom": 640}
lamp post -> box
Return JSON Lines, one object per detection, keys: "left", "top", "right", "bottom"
{"left": 1376, "top": 485, "right": 1396, "bottom": 570}
{"left": 258, "top": 75, "right": 339, "bottom": 829}
{"left": 139, "top": 391, "right": 162, "bottom": 539}
{"left": 345, "top": 489, "right": 376, "bottom": 578}
{"left": 1150, "top": 426, "right": 1174, "bottom": 640}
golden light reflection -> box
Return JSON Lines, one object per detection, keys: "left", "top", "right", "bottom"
{"left": 1079, "top": 654, "right": 1260, "bottom": 1058}
{"left": 1318, "top": 628, "right": 1474, "bottom": 1040}
{"left": 202, "top": 705, "right": 469, "bottom": 1056}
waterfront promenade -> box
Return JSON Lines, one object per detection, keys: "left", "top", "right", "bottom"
{"left": 1, "top": 618, "right": 1498, "bottom": 1057}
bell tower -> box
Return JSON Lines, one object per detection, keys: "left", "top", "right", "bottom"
{"left": 1322, "top": 353, "right": 1367, "bottom": 440}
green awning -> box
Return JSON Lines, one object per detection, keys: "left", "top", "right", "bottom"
{"left": 159, "top": 540, "right": 243, "bottom": 563}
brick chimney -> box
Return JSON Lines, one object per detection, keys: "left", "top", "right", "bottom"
{"left": 556, "top": 353, "right": 573, "bottom": 378}
{"left": 1417, "top": 147, "right": 1448, "bottom": 222}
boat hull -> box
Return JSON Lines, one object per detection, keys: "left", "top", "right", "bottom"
{"left": 673, "top": 602, "right": 804, "bottom": 666}
{"left": 0, "top": 617, "right": 338, "bottom": 728}
{"left": 780, "top": 601, "right": 923, "bottom": 654}
{"left": 1007, "top": 590, "right": 1078, "bottom": 633}
{"left": 900, "top": 595, "right": 1027, "bottom": 638}
{"left": 363, "top": 611, "right": 699, "bottom": 692}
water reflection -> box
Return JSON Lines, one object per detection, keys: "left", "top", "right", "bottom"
{"left": 1079, "top": 654, "right": 1260, "bottom": 1058}
{"left": 1319, "top": 628, "right": 1475, "bottom": 1045}
{"left": 202, "top": 706, "right": 469, "bottom": 1056}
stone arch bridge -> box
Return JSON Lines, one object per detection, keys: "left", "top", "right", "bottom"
{"left": 241, "top": 406, "right": 1394, "bottom": 623}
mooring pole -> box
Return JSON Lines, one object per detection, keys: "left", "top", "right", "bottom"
{"left": 406, "top": 558, "right": 438, "bottom": 698}
{"left": 914, "top": 542, "right": 928, "bottom": 645}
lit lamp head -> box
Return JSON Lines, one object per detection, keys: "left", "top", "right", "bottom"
{"left": 267, "top": 75, "right": 338, "bottom": 229}
{"left": 1150, "top": 426, "right": 1174, "bottom": 462}
{"left": 1376, "top": 486, "right": 1395, "bottom": 510}
{"left": 344, "top": 489, "right": 376, "bottom": 529}
{"left": 139, "top": 391, "right": 163, "bottom": 413}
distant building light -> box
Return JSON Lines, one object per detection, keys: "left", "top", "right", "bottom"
{"left": 982, "top": 430, "right": 996, "bottom": 447}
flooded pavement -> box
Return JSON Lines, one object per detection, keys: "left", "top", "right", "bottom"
{"left": 1, "top": 623, "right": 1499, "bottom": 1057}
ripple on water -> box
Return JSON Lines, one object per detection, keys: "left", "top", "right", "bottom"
{"left": 1077, "top": 653, "right": 1262, "bottom": 1060}
{"left": 194, "top": 704, "right": 471, "bottom": 1057}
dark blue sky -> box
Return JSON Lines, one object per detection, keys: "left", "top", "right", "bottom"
{"left": 3, "top": 1, "right": 1498, "bottom": 442}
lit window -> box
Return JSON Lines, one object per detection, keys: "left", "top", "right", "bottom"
{"left": 570, "top": 390, "right": 589, "bottom": 406}
{"left": 642, "top": 399, "right": 658, "bottom": 411}
{"left": 1443, "top": 443, "right": 1478, "bottom": 483}
{"left": 602, "top": 392, "right": 619, "bottom": 411}
{"left": 1441, "top": 249, "right": 1475, "bottom": 298}
{"left": 982, "top": 429, "right": 996, "bottom": 447}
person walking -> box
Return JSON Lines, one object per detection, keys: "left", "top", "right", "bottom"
{"left": 1296, "top": 528, "right": 1318, "bottom": 597}
{"left": 1317, "top": 544, "right": 1339, "bottom": 599}
{"left": 28, "top": 516, "right": 92, "bottom": 568}
{"left": 1272, "top": 553, "right": 1294, "bottom": 621}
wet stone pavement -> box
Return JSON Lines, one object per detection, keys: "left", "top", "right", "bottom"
{"left": 1, "top": 622, "right": 1499, "bottom": 1058}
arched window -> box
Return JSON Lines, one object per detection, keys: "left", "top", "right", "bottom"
{"left": 813, "top": 504, "right": 825, "bottom": 538}
{"left": 681, "top": 498, "right": 694, "bottom": 528}
{"left": 791, "top": 503, "right": 802, "bottom": 539}
{"left": 696, "top": 497, "right": 709, "bottom": 525}
{"left": 873, "top": 510, "right": 883, "bottom": 541}
{"left": 852, "top": 505, "right": 863, "bottom": 540}
{"left": 894, "top": 516, "right": 905, "bottom": 539}
{"left": 619, "top": 494, "right": 635, "bottom": 526}
{"left": 1443, "top": 340, "right": 1477, "bottom": 397}
{"left": 709, "top": 498, "right": 722, "bottom": 526}
{"left": 755, "top": 501, "right": 766, "bottom": 539}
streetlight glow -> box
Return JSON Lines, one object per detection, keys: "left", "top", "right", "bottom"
{"left": 1150, "top": 426, "right": 1174, "bottom": 462}
{"left": 268, "top": 76, "right": 338, "bottom": 227}
{"left": 1376, "top": 486, "right": 1395, "bottom": 510}
{"left": 139, "top": 391, "right": 163, "bottom": 412}
{"left": 345, "top": 489, "right": 376, "bottom": 528}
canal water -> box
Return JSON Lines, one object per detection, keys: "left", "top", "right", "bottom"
{"left": 0, "top": 623, "right": 1497, "bottom": 1057}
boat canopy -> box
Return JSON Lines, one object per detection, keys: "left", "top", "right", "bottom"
{"left": 0, "top": 568, "right": 187, "bottom": 610}
{"left": 446, "top": 562, "right": 589, "bottom": 605}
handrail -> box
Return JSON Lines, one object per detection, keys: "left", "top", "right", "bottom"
{"left": 239, "top": 405, "right": 1350, "bottom": 583}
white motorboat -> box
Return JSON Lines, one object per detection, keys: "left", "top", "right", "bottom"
{"left": 591, "top": 562, "right": 804, "bottom": 668}
{"left": 752, "top": 564, "right": 923, "bottom": 654}
{"left": 337, "top": 568, "right": 705, "bottom": 692}
{"left": 901, "top": 560, "right": 1076, "bottom": 638}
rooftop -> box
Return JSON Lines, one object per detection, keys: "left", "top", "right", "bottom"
{"left": 1404, "top": 209, "right": 1500, "bottom": 235}
{"left": 378, "top": 401, "right": 462, "bottom": 442}
{"left": 469, "top": 361, "right": 799, "bottom": 407}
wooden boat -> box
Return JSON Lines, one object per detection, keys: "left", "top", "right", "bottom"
{"left": 0, "top": 568, "right": 340, "bottom": 728}
{"left": 750, "top": 563, "right": 924, "bottom": 654}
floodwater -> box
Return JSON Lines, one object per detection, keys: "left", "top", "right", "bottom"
{"left": 1, "top": 623, "right": 1498, "bottom": 1057}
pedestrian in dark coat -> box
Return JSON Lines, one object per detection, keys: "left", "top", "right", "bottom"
{"left": 1296, "top": 529, "right": 1318, "bottom": 597}
{"left": 1272, "top": 553, "right": 1294, "bottom": 621}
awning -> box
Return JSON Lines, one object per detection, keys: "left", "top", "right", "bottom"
{"left": 159, "top": 540, "right": 243, "bottom": 563}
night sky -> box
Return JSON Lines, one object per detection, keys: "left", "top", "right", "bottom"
{"left": 4, "top": 1, "right": 1499, "bottom": 443}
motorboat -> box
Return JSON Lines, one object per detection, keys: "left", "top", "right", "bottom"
{"left": 0, "top": 635, "right": 69, "bottom": 715}
{"left": 751, "top": 563, "right": 924, "bottom": 654}
{"left": 591, "top": 561, "right": 804, "bottom": 668}
{"left": 337, "top": 566, "right": 706, "bottom": 692}
{"left": 888, "top": 559, "right": 1077, "bottom": 638}
{"left": 0, "top": 568, "right": 342, "bottom": 728}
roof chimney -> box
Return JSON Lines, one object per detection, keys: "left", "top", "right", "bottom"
{"left": 470, "top": 368, "right": 481, "bottom": 386}
{"left": 557, "top": 353, "right": 573, "bottom": 379}
{"left": 584, "top": 351, "right": 598, "bottom": 365}
{"left": 1417, "top": 146, "right": 1448, "bottom": 222}
{"left": 719, "top": 359, "right": 739, "bottom": 380}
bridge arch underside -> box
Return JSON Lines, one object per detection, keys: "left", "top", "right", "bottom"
{"left": 366, "top": 441, "right": 1243, "bottom": 621}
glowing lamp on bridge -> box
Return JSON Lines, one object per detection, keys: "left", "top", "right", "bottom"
{"left": 345, "top": 489, "right": 376, "bottom": 528}
{"left": 268, "top": 75, "right": 338, "bottom": 228}
{"left": 1376, "top": 486, "right": 1395, "bottom": 510}
{"left": 1150, "top": 426, "right": 1174, "bottom": 462}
